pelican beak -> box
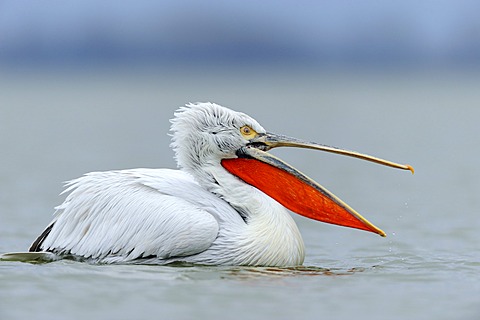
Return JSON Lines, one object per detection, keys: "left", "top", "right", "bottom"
{"left": 221, "top": 132, "right": 414, "bottom": 237}
{"left": 250, "top": 132, "right": 414, "bottom": 173}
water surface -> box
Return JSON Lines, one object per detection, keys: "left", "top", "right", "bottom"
{"left": 1, "top": 70, "right": 479, "bottom": 320}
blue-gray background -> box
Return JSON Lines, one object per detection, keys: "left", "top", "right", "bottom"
{"left": 1, "top": 0, "right": 480, "bottom": 70}
{"left": 1, "top": 1, "right": 479, "bottom": 320}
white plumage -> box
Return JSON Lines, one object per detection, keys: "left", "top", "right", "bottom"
{"left": 30, "top": 103, "right": 304, "bottom": 266}
{"left": 39, "top": 168, "right": 303, "bottom": 265}
{"left": 22, "top": 102, "right": 412, "bottom": 266}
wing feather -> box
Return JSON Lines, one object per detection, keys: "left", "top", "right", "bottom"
{"left": 35, "top": 169, "right": 220, "bottom": 263}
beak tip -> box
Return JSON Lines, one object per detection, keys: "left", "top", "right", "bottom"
{"left": 406, "top": 164, "right": 415, "bottom": 175}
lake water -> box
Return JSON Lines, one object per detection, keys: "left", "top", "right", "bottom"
{"left": 0, "top": 69, "right": 479, "bottom": 320}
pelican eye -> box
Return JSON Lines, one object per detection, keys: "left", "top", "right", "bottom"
{"left": 240, "top": 125, "right": 258, "bottom": 139}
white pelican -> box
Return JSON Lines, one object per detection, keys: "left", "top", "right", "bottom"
{"left": 21, "top": 103, "right": 413, "bottom": 266}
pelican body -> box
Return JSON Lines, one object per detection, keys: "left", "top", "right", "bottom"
{"left": 24, "top": 103, "right": 413, "bottom": 266}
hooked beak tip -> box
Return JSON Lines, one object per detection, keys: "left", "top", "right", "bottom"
{"left": 406, "top": 164, "right": 415, "bottom": 175}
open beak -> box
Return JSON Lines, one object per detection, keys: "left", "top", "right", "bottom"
{"left": 221, "top": 132, "right": 414, "bottom": 237}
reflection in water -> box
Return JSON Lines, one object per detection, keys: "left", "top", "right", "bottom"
{"left": 0, "top": 252, "right": 368, "bottom": 279}
{"left": 224, "top": 265, "right": 367, "bottom": 279}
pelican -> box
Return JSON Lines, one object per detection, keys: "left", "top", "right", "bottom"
{"left": 17, "top": 103, "right": 413, "bottom": 266}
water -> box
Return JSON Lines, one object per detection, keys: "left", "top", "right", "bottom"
{"left": 1, "top": 69, "right": 479, "bottom": 320}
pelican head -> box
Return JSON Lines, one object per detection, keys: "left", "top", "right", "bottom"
{"left": 170, "top": 103, "right": 266, "bottom": 173}
{"left": 170, "top": 102, "right": 413, "bottom": 236}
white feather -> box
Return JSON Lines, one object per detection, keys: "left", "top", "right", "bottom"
{"left": 30, "top": 103, "right": 306, "bottom": 266}
{"left": 42, "top": 169, "right": 220, "bottom": 263}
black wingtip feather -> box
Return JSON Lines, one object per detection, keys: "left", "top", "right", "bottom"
{"left": 29, "top": 223, "right": 54, "bottom": 252}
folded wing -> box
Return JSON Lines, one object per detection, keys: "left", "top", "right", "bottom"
{"left": 30, "top": 169, "right": 220, "bottom": 264}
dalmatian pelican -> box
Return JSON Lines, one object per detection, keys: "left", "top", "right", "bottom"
{"left": 11, "top": 103, "right": 414, "bottom": 266}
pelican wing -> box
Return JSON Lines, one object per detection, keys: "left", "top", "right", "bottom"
{"left": 31, "top": 169, "right": 220, "bottom": 263}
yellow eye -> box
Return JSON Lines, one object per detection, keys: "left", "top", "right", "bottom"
{"left": 240, "top": 125, "right": 257, "bottom": 139}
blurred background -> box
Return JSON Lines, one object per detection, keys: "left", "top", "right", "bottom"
{"left": 1, "top": 0, "right": 479, "bottom": 71}
{"left": 1, "top": 1, "right": 479, "bottom": 320}
{"left": 1, "top": 0, "right": 479, "bottom": 231}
